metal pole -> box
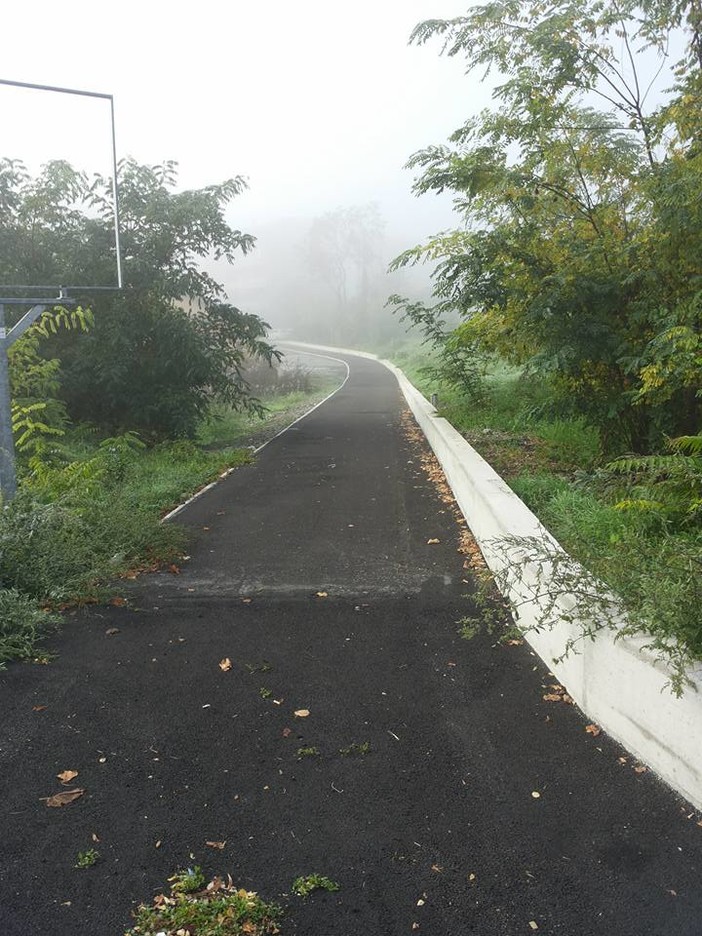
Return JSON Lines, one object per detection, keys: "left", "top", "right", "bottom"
{"left": 0, "top": 304, "right": 17, "bottom": 501}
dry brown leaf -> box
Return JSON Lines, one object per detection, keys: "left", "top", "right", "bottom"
{"left": 32, "top": 705, "right": 47, "bottom": 712}
{"left": 506, "top": 639, "right": 524, "bottom": 646}
{"left": 109, "top": 596, "right": 127, "bottom": 607}
{"left": 634, "top": 765, "right": 648, "bottom": 774}
{"left": 585, "top": 724, "right": 601, "bottom": 737}
{"left": 431, "top": 864, "right": 443, "bottom": 873}
{"left": 205, "top": 840, "right": 226, "bottom": 850}
{"left": 57, "top": 769, "right": 78, "bottom": 785}
{"left": 542, "top": 693, "right": 563, "bottom": 702}
{"left": 426, "top": 538, "right": 440, "bottom": 545}
{"left": 168, "top": 564, "right": 181, "bottom": 575}
{"left": 315, "top": 591, "right": 328, "bottom": 598}
{"left": 42, "top": 788, "right": 85, "bottom": 807}
{"left": 282, "top": 727, "right": 292, "bottom": 737}
{"left": 294, "top": 709, "right": 310, "bottom": 718}
{"left": 219, "top": 658, "right": 233, "bottom": 672}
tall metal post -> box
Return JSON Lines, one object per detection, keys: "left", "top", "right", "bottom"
{"left": 0, "top": 303, "right": 17, "bottom": 501}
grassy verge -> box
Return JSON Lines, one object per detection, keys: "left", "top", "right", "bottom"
{"left": 387, "top": 342, "right": 702, "bottom": 687}
{"left": 1, "top": 377, "right": 339, "bottom": 668}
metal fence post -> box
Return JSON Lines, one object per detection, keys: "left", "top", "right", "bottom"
{"left": 0, "top": 303, "right": 17, "bottom": 501}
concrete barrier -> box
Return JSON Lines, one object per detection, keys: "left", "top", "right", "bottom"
{"left": 286, "top": 341, "right": 702, "bottom": 810}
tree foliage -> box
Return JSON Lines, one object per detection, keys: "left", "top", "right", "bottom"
{"left": 395, "top": 0, "right": 702, "bottom": 451}
{"left": 1, "top": 157, "right": 278, "bottom": 439}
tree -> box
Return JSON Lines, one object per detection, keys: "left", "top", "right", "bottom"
{"left": 394, "top": 0, "right": 702, "bottom": 451}
{"left": 0, "top": 157, "right": 279, "bottom": 439}
{"left": 305, "top": 204, "right": 385, "bottom": 344}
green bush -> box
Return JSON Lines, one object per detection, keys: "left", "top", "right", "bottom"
{"left": 0, "top": 590, "right": 59, "bottom": 666}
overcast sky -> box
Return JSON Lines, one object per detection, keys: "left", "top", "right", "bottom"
{"left": 2, "top": 1, "right": 484, "bottom": 237}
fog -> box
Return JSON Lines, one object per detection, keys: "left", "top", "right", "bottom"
{"left": 2, "top": 0, "right": 486, "bottom": 344}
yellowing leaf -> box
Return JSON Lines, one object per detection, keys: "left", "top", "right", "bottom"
{"left": 426, "top": 538, "right": 440, "bottom": 545}
{"left": 42, "top": 788, "right": 85, "bottom": 807}
{"left": 585, "top": 724, "right": 601, "bottom": 736}
{"left": 57, "top": 769, "right": 78, "bottom": 785}
{"left": 205, "top": 840, "right": 226, "bottom": 850}
{"left": 219, "top": 658, "right": 233, "bottom": 672}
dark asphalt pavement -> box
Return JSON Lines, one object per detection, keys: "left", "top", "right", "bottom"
{"left": 2, "top": 352, "right": 702, "bottom": 935}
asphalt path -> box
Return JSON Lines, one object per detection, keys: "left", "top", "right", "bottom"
{"left": 2, "top": 352, "right": 702, "bottom": 935}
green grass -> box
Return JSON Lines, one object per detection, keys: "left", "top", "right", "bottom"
{"left": 291, "top": 874, "right": 340, "bottom": 897}
{"left": 126, "top": 868, "right": 280, "bottom": 935}
{"left": 197, "top": 381, "right": 339, "bottom": 449}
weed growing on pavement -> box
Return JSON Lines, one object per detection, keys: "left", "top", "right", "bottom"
{"left": 259, "top": 687, "right": 272, "bottom": 699}
{"left": 339, "top": 741, "right": 370, "bottom": 756}
{"left": 74, "top": 848, "right": 99, "bottom": 869}
{"left": 245, "top": 661, "right": 272, "bottom": 674}
{"left": 126, "top": 869, "right": 281, "bottom": 935}
{"left": 296, "top": 746, "right": 320, "bottom": 759}
{"left": 291, "top": 874, "right": 339, "bottom": 897}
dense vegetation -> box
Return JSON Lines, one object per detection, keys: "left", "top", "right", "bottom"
{"left": 392, "top": 0, "right": 702, "bottom": 686}
{"left": 0, "top": 157, "right": 286, "bottom": 664}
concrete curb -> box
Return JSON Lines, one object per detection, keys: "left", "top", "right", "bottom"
{"left": 286, "top": 341, "right": 702, "bottom": 810}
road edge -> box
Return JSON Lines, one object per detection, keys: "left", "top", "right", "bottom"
{"left": 285, "top": 341, "right": 702, "bottom": 811}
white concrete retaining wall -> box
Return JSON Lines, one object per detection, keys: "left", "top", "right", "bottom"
{"left": 286, "top": 341, "right": 702, "bottom": 810}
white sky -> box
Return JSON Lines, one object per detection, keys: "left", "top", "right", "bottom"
{"left": 2, "top": 0, "right": 481, "bottom": 237}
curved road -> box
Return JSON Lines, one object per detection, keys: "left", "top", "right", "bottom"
{"left": 1, "top": 353, "right": 701, "bottom": 935}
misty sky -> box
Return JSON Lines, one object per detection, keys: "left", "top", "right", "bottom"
{"left": 2, "top": 2, "right": 483, "bottom": 229}
{"left": 2, "top": 1, "right": 493, "bottom": 328}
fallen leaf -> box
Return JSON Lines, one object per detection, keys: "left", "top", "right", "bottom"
{"left": 542, "top": 693, "right": 563, "bottom": 702}
{"left": 282, "top": 727, "right": 292, "bottom": 737}
{"left": 529, "top": 923, "right": 539, "bottom": 931}
{"left": 219, "top": 658, "right": 233, "bottom": 672}
{"left": 468, "top": 873, "right": 476, "bottom": 882}
{"left": 168, "top": 564, "right": 181, "bottom": 575}
{"left": 32, "top": 705, "right": 47, "bottom": 712}
{"left": 668, "top": 889, "right": 677, "bottom": 897}
{"left": 315, "top": 591, "right": 328, "bottom": 598}
{"left": 57, "top": 769, "right": 78, "bottom": 785}
{"left": 206, "top": 840, "right": 226, "bottom": 850}
{"left": 585, "top": 724, "right": 601, "bottom": 737}
{"left": 618, "top": 756, "right": 628, "bottom": 765}
{"left": 634, "top": 765, "right": 648, "bottom": 774}
{"left": 697, "top": 820, "right": 702, "bottom": 828}
{"left": 417, "top": 899, "right": 425, "bottom": 906}
{"left": 91, "top": 833, "right": 100, "bottom": 843}
{"left": 42, "top": 788, "right": 85, "bottom": 807}
{"left": 109, "top": 597, "right": 127, "bottom": 607}
{"left": 506, "top": 639, "right": 524, "bottom": 646}
{"left": 412, "top": 924, "right": 420, "bottom": 931}
{"left": 294, "top": 709, "right": 310, "bottom": 718}
{"left": 241, "top": 597, "right": 253, "bottom": 604}
{"left": 105, "top": 628, "right": 120, "bottom": 637}
{"left": 426, "top": 538, "right": 440, "bottom": 545}
{"left": 431, "top": 864, "right": 443, "bottom": 873}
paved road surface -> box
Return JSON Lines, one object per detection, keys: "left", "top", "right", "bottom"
{"left": 1, "top": 352, "right": 701, "bottom": 935}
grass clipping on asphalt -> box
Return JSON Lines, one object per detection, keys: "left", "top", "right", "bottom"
{"left": 125, "top": 867, "right": 281, "bottom": 935}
